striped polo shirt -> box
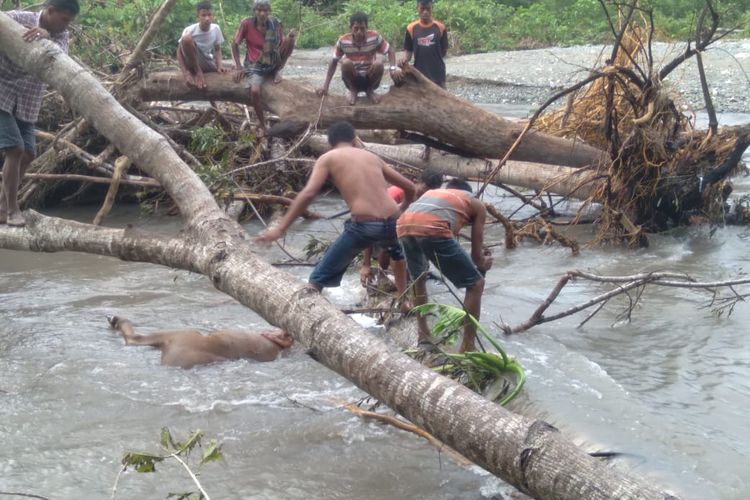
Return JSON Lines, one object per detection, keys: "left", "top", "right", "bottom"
{"left": 397, "top": 189, "right": 473, "bottom": 239}
{"left": 333, "top": 30, "right": 389, "bottom": 74}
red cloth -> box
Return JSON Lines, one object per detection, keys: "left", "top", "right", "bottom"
{"left": 387, "top": 185, "right": 405, "bottom": 203}
{"left": 234, "top": 17, "right": 284, "bottom": 63}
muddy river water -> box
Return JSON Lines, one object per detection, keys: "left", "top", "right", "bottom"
{"left": 1, "top": 111, "right": 750, "bottom": 499}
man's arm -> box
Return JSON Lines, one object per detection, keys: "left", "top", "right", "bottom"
{"left": 440, "top": 27, "right": 449, "bottom": 57}
{"left": 469, "top": 199, "right": 492, "bottom": 272}
{"left": 382, "top": 164, "right": 415, "bottom": 210}
{"left": 398, "top": 29, "right": 413, "bottom": 66}
{"left": 255, "top": 158, "right": 329, "bottom": 242}
{"left": 214, "top": 44, "right": 226, "bottom": 73}
{"left": 231, "top": 22, "right": 245, "bottom": 82}
{"left": 317, "top": 58, "right": 339, "bottom": 96}
{"left": 386, "top": 43, "right": 404, "bottom": 84}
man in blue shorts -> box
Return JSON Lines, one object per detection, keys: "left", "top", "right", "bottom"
{"left": 397, "top": 178, "right": 493, "bottom": 352}
{"left": 256, "top": 121, "right": 415, "bottom": 299}
{"left": 1, "top": 0, "right": 79, "bottom": 227}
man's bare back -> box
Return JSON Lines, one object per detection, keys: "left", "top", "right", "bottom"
{"left": 319, "top": 146, "right": 401, "bottom": 218}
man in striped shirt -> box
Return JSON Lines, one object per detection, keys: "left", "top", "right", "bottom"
{"left": 0, "top": 0, "right": 78, "bottom": 227}
{"left": 397, "top": 178, "right": 493, "bottom": 353}
{"left": 317, "top": 12, "right": 403, "bottom": 105}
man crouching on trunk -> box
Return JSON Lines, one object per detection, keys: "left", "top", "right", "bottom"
{"left": 255, "top": 121, "right": 415, "bottom": 302}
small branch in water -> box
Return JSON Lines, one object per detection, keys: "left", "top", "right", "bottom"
{"left": 505, "top": 270, "right": 750, "bottom": 333}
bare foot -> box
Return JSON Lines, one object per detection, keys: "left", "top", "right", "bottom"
{"left": 273, "top": 73, "right": 283, "bottom": 84}
{"left": 184, "top": 73, "right": 197, "bottom": 88}
{"left": 195, "top": 72, "right": 207, "bottom": 89}
{"left": 366, "top": 91, "right": 381, "bottom": 104}
{"left": 347, "top": 90, "right": 358, "bottom": 105}
{"left": 6, "top": 211, "right": 25, "bottom": 227}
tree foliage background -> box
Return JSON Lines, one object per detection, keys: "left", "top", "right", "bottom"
{"left": 5, "top": 0, "right": 749, "bottom": 69}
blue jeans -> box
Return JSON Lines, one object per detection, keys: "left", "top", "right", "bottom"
{"left": 310, "top": 219, "right": 404, "bottom": 288}
{"left": 399, "top": 236, "right": 482, "bottom": 289}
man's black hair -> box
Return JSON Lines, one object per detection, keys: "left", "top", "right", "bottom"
{"left": 196, "top": 1, "right": 212, "bottom": 11}
{"left": 420, "top": 169, "right": 443, "bottom": 189}
{"left": 327, "top": 121, "right": 356, "bottom": 147}
{"left": 417, "top": 0, "right": 433, "bottom": 6}
{"left": 46, "top": 0, "right": 79, "bottom": 15}
{"left": 350, "top": 12, "right": 368, "bottom": 27}
{"left": 446, "top": 177, "right": 473, "bottom": 193}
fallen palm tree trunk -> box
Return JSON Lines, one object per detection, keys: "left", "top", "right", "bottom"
{"left": 304, "top": 135, "right": 603, "bottom": 201}
{"left": 0, "top": 12, "right": 675, "bottom": 499}
{"left": 136, "top": 68, "right": 608, "bottom": 168}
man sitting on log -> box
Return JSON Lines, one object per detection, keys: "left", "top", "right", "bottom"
{"left": 231, "top": 0, "right": 295, "bottom": 138}
{"left": 256, "top": 121, "right": 415, "bottom": 299}
{"left": 0, "top": 0, "right": 78, "bottom": 228}
{"left": 317, "top": 12, "right": 404, "bottom": 105}
{"left": 177, "top": 1, "right": 227, "bottom": 90}
{"left": 397, "top": 177, "right": 493, "bottom": 353}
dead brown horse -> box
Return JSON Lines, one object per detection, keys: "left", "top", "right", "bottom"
{"left": 108, "top": 316, "right": 293, "bottom": 368}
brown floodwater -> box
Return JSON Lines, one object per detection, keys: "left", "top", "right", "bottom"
{"left": 1, "top": 112, "right": 749, "bottom": 499}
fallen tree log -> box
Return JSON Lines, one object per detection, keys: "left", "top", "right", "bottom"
{"left": 0, "top": 12, "right": 676, "bottom": 499}
{"left": 136, "top": 67, "right": 608, "bottom": 169}
{"left": 305, "top": 135, "right": 603, "bottom": 200}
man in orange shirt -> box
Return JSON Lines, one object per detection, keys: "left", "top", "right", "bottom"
{"left": 397, "top": 179, "right": 492, "bottom": 353}
{"left": 399, "top": 0, "right": 448, "bottom": 88}
{"left": 317, "top": 12, "right": 403, "bottom": 105}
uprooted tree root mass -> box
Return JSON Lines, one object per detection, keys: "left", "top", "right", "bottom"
{"left": 535, "top": 1, "right": 750, "bottom": 246}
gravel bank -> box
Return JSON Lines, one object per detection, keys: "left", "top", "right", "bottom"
{"left": 284, "top": 39, "right": 750, "bottom": 115}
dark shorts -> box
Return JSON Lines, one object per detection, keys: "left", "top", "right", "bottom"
{"left": 399, "top": 236, "right": 482, "bottom": 289}
{"left": 343, "top": 72, "right": 370, "bottom": 92}
{"left": 179, "top": 42, "right": 218, "bottom": 73}
{"left": 0, "top": 109, "right": 35, "bottom": 153}
{"left": 310, "top": 219, "right": 404, "bottom": 288}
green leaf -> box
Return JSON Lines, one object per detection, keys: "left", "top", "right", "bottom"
{"left": 200, "top": 440, "right": 224, "bottom": 465}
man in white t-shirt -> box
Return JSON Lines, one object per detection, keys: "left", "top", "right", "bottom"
{"left": 177, "top": 1, "right": 226, "bottom": 89}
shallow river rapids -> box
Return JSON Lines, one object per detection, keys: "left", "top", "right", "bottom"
{"left": 1, "top": 111, "right": 749, "bottom": 499}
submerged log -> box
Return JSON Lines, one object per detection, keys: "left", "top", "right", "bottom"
{"left": 0, "top": 13, "right": 676, "bottom": 499}
{"left": 136, "top": 68, "right": 608, "bottom": 169}
{"left": 305, "top": 135, "right": 602, "bottom": 200}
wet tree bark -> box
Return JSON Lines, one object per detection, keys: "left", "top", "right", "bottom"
{"left": 304, "top": 135, "right": 603, "bottom": 200}
{"left": 136, "top": 68, "right": 608, "bottom": 168}
{"left": 0, "top": 13, "right": 676, "bottom": 500}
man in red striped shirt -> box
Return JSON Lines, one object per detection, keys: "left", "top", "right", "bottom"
{"left": 317, "top": 12, "right": 403, "bottom": 105}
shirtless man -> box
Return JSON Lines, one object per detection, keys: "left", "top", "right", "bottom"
{"left": 256, "top": 121, "right": 415, "bottom": 297}
{"left": 108, "top": 316, "right": 293, "bottom": 369}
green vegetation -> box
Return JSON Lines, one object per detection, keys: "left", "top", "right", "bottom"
{"left": 8, "top": 0, "right": 750, "bottom": 66}
{"left": 116, "top": 427, "right": 223, "bottom": 499}
{"left": 411, "top": 303, "right": 526, "bottom": 405}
